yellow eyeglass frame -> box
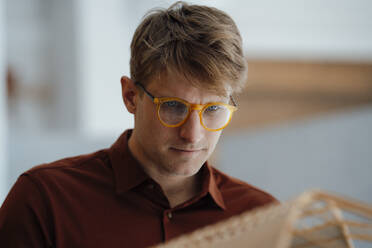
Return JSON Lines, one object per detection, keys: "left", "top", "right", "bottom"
{"left": 135, "top": 82, "right": 237, "bottom": 132}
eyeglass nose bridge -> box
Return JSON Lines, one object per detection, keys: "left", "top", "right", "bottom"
{"left": 183, "top": 104, "right": 205, "bottom": 126}
{"left": 171, "top": 103, "right": 206, "bottom": 132}
{"left": 189, "top": 103, "right": 204, "bottom": 112}
{"left": 187, "top": 104, "right": 209, "bottom": 125}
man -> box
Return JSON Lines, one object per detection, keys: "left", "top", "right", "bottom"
{"left": 0, "top": 2, "right": 276, "bottom": 247}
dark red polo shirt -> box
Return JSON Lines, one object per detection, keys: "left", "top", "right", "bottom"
{"left": 0, "top": 130, "right": 277, "bottom": 248}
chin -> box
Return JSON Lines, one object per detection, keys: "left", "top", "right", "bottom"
{"left": 167, "top": 160, "right": 204, "bottom": 177}
{"left": 159, "top": 148, "right": 208, "bottom": 176}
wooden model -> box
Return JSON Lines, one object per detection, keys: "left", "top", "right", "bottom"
{"left": 152, "top": 190, "right": 372, "bottom": 248}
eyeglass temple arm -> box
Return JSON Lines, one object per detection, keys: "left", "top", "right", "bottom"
{"left": 230, "top": 95, "right": 237, "bottom": 107}
{"left": 136, "top": 81, "right": 237, "bottom": 107}
{"left": 135, "top": 81, "right": 156, "bottom": 101}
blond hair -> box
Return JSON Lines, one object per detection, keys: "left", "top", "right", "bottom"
{"left": 130, "top": 1, "right": 247, "bottom": 95}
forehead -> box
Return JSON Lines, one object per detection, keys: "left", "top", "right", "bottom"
{"left": 146, "top": 71, "right": 230, "bottom": 103}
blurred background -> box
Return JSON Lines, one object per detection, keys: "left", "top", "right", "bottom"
{"left": 0, "top": 0, "right": 372, "bottom": 205}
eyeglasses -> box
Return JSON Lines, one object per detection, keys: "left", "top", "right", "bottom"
{"left": 135, "top": 82, "right": 237, "bottom": 131}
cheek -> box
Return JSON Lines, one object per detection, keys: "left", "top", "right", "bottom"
{"left": 144, "top": 106, "right": 172, "bottom": 142}
{"left": 136, "top": 101, "right": 158, "bottom": 127}
{"left": 206, "top": 131, "right": 222, "bottom": 148}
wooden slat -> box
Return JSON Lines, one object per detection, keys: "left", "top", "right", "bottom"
{"left": 226, "top": 60, "right": 372, "bottom": 132}
{"left": 245, "top": 61, "right": 372, "bottom": 94}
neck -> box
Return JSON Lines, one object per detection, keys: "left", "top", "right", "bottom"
{"left": 128, "top": 133, "right": 203, "bottom": 208}
{"left": 149, "top": 170, "right": 203, "bottom": 207}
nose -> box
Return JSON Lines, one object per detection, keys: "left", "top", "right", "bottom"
{"left": 179, "top": 110, "right": 204, "bottom": 144}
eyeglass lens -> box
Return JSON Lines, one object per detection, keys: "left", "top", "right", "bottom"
{"left": 158, "top": 100, "right": 231, "bottom": 130}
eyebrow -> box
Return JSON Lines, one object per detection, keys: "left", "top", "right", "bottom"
{"left": 136, "top": 81, "right": 233, "bottom": 105}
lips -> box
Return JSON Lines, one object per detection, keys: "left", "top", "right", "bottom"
{"left": 174, "top": 149, "right": 199, "bottom": 152}
{"left": 170, "top": 147, "right": 205, "bottom": 152}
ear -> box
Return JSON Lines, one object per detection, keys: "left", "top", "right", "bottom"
{"left": 120, "top": 76, "right": 138, "bottom": 114}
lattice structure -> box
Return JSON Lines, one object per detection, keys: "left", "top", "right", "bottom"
{"left": 152, "top": 190, "right": 372, "bottom": 248}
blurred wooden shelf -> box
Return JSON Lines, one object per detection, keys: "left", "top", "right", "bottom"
{"left": 227, "top": 60, "right": 372, "bottom": 132}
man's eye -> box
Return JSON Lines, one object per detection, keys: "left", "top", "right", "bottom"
{"left": 164, "top": 101, "right": 180, "bottom": 107}
{"left": 205, "top": 105, "right": 220, "bottom": 112}
{"left": 162, "top": 101, "right": 187, "bottom": 113}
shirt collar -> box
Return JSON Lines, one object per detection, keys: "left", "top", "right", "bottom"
{"left": 108, "top": 130, "right": 149, "bottom": 195}
{"left": 202, "top": 162, "right": 226, "bottom": 210}
{"left": 108, "top": 129, "right": 226, "bottom": 210}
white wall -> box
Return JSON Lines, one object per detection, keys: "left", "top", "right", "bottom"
{"left": 48, "top": 0, "right": 80, "bottom": 131}
{"left": 202, "top": 0, "right": 372, "bottom": 61}
{"left": 75, "top": 0, "right": 134, "bottom": 137}
{"left": 0, "top": 0, "right": 8, "bottom": 203}
{"left": 6, "top": 0, "right": 51, "bottom": 132}
{"left": 219, "top": 106, "right": 372, "bottom": 202}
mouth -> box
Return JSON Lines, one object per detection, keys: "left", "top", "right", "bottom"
{"left": 170, "top": 147, "right": 205, "bottom": 153}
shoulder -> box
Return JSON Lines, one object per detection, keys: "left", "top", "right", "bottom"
{"left": 0, "top": 149, "right": 113, "bottom": 246}
{"left": 211, "top": 167, "right": 278, "bottom": 210}
{"left": 22, "top": 149, "right": 111, "bottom": 188}
{"left": 26, "top": 149, "right": 108, "bottom": 173}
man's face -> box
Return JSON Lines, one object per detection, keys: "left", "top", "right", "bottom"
{"left": 130, "top": 71, "right": 228, "bottom": 178}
